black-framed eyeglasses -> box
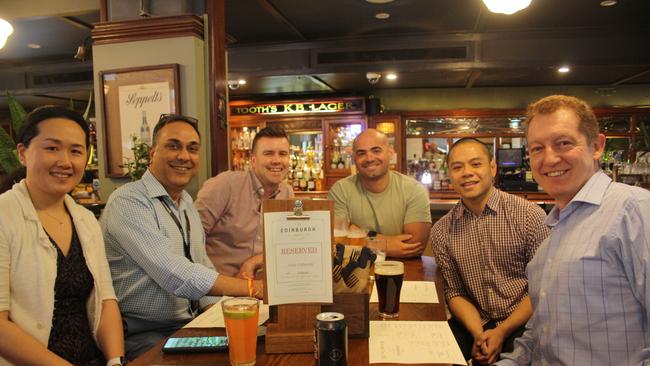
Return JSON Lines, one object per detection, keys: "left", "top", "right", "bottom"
{"left": 157, "top": 113, "right": 198, "bottom": 126}
{"left": 153, "top": 114, "right": 200, "bottom": 139}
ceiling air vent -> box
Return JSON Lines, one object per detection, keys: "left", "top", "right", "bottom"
{"left": 316, "top": 46, "right": 468, "bottom": 65}
{"left": 30, "top": 70, "right": 93, "bottom": 87}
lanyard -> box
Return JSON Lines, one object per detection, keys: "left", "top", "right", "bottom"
{"left": 157, "top": 197, "right": 192, "bottom": 262}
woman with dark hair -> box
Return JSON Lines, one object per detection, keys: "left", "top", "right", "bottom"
{"left": 0, "top": 106, "right": 125, "bottom": 366}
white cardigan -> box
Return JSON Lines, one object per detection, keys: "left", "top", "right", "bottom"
{"left": 0, "top": 180, "right": 116, "bottom": 365}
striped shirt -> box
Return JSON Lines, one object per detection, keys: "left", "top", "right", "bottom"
{"left": 432, "top": 188, "right": 549, "bottom": 324}
{"left": 101, "top": 170, "right": 218, "bottom": 327}
{"left": 498, "top": 171, "right": 650, "bottom": 366}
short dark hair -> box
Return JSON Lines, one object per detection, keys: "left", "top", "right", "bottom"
{"left": 152, "top": 114, "right": 200, "bottom": 146}
{"left": 251, "top": 125, "right": 288, "bottom": 152}
{"left": 526, "top": 95, "right": 599, "bottom": 143}
{"left": 17, "top": 105, "right": 90, "bottom": 149}
{"left": 447, "top": 138, "right": 492, "bottom": 163}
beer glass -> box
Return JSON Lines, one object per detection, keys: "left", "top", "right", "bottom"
{"left": 366, "top": 237, "right": 387, "bottom": 262}
{"left": 375, "top": 261, "right": 404, "bottom": 319}
{"left": 347, "top": 228, "right": 366, "bottom": 246}
{"left": 222, "top": 297, "right": 259, "bottom": 366}
{"left": 333, "top": 215, "right": 349, "bottom": 246}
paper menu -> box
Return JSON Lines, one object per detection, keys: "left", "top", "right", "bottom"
{"left": 184, "top": 297, "right": 270, "bottom": 328}
{"left": 369, "top": 321, "right": 466, "bottom": 364}
{"left": 263, "top": 210, "right": 333, "bottom": 305}
{"left": 370, "top": 281, "right": 439, "bottom": 303}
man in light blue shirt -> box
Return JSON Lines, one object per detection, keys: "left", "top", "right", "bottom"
{"left": 496, "top": 95, "right": 650, "bottom": 365}
{"left": 101, "top": 114, "right": 261, "bottom": 359}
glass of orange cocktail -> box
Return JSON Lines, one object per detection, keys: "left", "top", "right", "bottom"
{"left": 222, "top": 297, "right": 259, "bottom": 366}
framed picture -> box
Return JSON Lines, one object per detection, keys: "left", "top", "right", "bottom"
{"left": 100, "top": 64, "right": 180, "bottom": 177}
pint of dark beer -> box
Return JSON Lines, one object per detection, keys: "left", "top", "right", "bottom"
{"left": 375, "top": 261, "right": 404, "bottom": 319}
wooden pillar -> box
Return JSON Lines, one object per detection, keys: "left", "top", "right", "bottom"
{"left": 205, "top": 0, "right": 229, "bottom": 176}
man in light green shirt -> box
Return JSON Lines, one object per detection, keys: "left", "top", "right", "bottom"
{"left": 328, "top": 129, "right": 432, "bottom": 257}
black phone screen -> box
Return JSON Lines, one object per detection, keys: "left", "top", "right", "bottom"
{"left": 162, "top": 336, "right": 228, "bottom": 353}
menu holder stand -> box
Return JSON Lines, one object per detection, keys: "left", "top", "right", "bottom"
{"left": 262, "top": 199, "right": 334, "bottom": 354}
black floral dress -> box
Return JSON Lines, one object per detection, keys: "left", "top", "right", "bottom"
{"left": 46, "top": 226, "right": 105, "bottom": 366}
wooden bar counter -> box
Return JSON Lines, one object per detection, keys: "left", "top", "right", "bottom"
{"left": 131, "top": 256, "right": 449, "bottom": 366}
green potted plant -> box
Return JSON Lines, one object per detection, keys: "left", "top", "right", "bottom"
{"left": 0, "top": 92, "right": 27, "bottom": 193}
{"left": 0, "top": 91, "right": 95, "bottom": 193}
{"left": 121, "top": 136, "right": 150, "bottom": 181}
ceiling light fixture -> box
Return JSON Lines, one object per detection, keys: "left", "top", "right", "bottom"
{"left": 238, "top": 79, "right": 247, "bottom": 85}
{"left": 366, "top": 72, "right": 382, "bottom": 84}
{"left": 27, "top": 43, "right": 41, "bottom": 49}
{"left": 600, "top": 0, "right": 617, "bottom": 6}
{"left": 228, "top": 80, "right": 243, "bottom": 90}
{"left": 481, "top": 0, "right": 532, "bottom": 15}
{"left": 558, "top": 66, "right": 570, "bottom": 73}
{"left": 386, "top": 72, "right": 397, "bottom": 80}
{"left": 375, "top": 12, "right": 390, "bottom": 19}
{"left": 365, "top": 0, "right": 394, "bottom": 4}
{"left": 74, "top": 36, "right": 92, "bottom": 61}
{"left": 0, "top": 18, "right": 14, "bottom": 49}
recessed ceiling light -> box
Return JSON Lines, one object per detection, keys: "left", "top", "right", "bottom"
{"left": 238, "top": 79, "right": 247, "bottom": 85}
{"left": 366, "top": 0, "right": 394, "bottom": 4}
{"left": 386, "top": 73, "right": 397, "bottom": 80}
{"left": 375, "top": 12, "right": 390, "bottom": 19}
{"left": 600, "top": 0, "right": 617, "bottom": 6}
{"left": 27, "top": 43, "right": 41, "bottom": 49}
{"left": 558, "top": 66, "right": 570, "bottom": 73}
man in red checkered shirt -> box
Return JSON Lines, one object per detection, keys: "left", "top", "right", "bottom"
{"left": 431, "top": 138, "right": 549, "bottom": 365}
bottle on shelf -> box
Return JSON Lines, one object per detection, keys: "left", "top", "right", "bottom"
{"left": 242, "top": 127, "right": 250, "bottom": 150}
{"left": 315, "top": 168, "right": 324, "bottom": 191}
{"left": 299, "top": 170, "right": 307, "bottom": 191}
{"left": 237, "top": 130, "right": 244, "bottom": 150}
{"left": 307, "top": 169, "right": 316, "bottom": 191}
{"left": 331, "top": 148, "right": 340, "bottom": 169}
{"left": 250, "top": 128, "right": 257, "bottom": 146}
{"left": 336, "top": 155, "right": 345, "bottom": 169}
{"left": 432, "top": 167, "right": 441, "bottom": 191}
{"left": 420, "top": 169, "right": 432, "bottom": 191}
{"left": 233, "top": 154, "right": 240, "bottom": 171}
{"left": 140, "top": 111, "right": 151, "bottom": 146}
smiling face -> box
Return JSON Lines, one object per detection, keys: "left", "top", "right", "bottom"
{"left": 353, "top": 129, "right": 393, "bottom": 181}
{"left": 251, "top": 136, "right": 290, "bottom": 191}
{"left": 447, "top": 140, "right": 496, "bottom": 209}
{"left": 527, "top": 108, "right": 605, "bottom": 209}
{"left": 17, "top": 118, "right": 87, "bottom": 200}
{"left": 148, "top": 121, "right": 200, "bottom": 199}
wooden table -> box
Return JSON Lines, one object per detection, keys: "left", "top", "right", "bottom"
{"left": 132, "top": 256, "right": 448, "bottom": 366}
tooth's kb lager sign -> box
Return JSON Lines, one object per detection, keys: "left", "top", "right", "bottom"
{"left": 231, "top": 99, "right": 364, "bottom": 116}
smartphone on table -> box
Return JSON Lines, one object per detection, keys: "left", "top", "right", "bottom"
{"left": 162, "top": 336, "right": 228, "bottom": 353}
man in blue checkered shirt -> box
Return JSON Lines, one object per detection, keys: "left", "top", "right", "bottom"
{"left": 101, "top": 114, "right": 262, "bottom": 360}
{"left": 496, "top": 95, "right": 650, "bottom": 366}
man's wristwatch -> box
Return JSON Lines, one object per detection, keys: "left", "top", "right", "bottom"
{"left": 107, "top": 356, "right": 127, "bottom": 366}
